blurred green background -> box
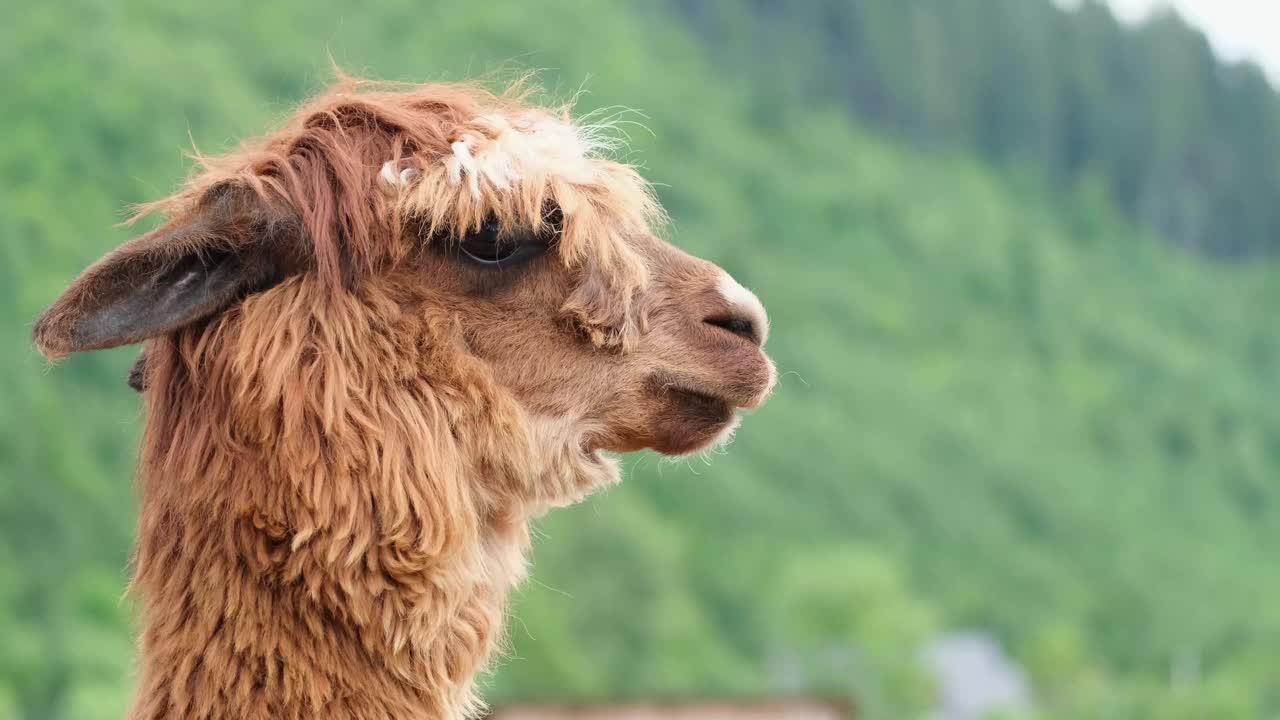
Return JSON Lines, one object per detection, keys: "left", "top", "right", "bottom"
{"left": 4, "top": 1, "right": 1280, "bottom": 718}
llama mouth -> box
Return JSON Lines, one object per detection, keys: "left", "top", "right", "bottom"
{"left": 659, "top": 385, "right": 738, "bottom": 441}
{"left": 665, "top": 387, "right": 735, "bottom": 417}
{"left": 644, "top": 369, "right": 766, "bottom": 455}
{"left": 655, "top": 372, "right": 765, "bottom": 412}
{"left": 651, "top": 386, "right": 738, "bottom": 456}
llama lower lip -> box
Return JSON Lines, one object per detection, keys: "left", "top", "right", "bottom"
{"left": 665, "top": 387, "right": 735, "bottom": 418}
{"left": 650, "top": 387, "right": 738, "bottom": 456}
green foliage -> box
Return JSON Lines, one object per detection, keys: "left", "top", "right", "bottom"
{"left": 3, "top": 1, "right": 1280, "bottom": 719}
{"left": 673, "top": 0, "right": 1280, "bottom": 258}
{"left": 768, "top": 548, "right": 936, "bottom": 717}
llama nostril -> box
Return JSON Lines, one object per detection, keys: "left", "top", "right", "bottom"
{"left": 705, "top": 313, "right": 762, "bottom": 346}
{"left": 714, "top": 272, "right": 770, "bottom": 346}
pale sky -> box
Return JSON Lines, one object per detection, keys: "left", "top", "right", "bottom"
{"left": 1062, "top": 0, "right": 1280, "bottom": 86}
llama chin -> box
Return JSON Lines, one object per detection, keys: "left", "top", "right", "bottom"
{"left": 34, "top": 73, "right": 774, "bottom": 720}
{"left": 710, "top": 411, "right": 745, "bottom": 451}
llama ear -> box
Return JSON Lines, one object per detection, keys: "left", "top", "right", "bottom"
{"left": 33, "top": 185, "right": 297, "bottom": 359}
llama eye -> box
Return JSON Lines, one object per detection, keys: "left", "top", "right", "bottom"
{"left": 457, "top": 219, "right": 549, "bottom": 267}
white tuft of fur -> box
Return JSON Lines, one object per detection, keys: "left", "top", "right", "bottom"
{"left": 379, "top": 161, "right": 399, "bottom": 185}
{"left": 441, "top": 112, "right": 627, "bottom": 196}
{"left": 379, "top": 160, "right": 420, "bottom": 187}
{"left": 450, "top": 137, "right": 481, "bottom": 198}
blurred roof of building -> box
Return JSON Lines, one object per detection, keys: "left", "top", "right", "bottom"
{"left": 924, "top": 631, "right": 1030, "bottom": 720}
{"left": 487, "top": 699, "right": 853, "bottom": 720}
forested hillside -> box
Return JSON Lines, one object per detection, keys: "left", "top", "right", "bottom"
{"left": 671, "top": 0, "right": 1280, "bottom": 258}
{"left": 3, "top": 1, "right": 1280, "bottom": 719}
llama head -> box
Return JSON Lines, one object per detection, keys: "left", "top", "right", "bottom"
{"left": 33, "top": 77, "right": 775, "bottom": 504}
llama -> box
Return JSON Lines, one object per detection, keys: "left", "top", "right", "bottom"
{"left": 34, "top": 75, "right": 775, "bottom": 720}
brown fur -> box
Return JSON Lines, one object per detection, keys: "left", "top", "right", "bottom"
{"left": 34, "top": 74, "right": 774, "bottom": 719}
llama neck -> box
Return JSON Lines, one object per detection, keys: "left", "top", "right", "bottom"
{"left": 124, "top": 290, "right": 538, "bottom": 720}
{"left": 126, "top": 436, "right": 531, "bottom": 720}
{"left": 126, "top": 422, "right": 531, "bottom": 720}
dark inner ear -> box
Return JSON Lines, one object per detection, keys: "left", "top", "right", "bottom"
{"left": 72, "top": 244, "right": 249, "bottom": 352}
{"left": 34, "top": 185, "right": 297, "bottom": 359}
